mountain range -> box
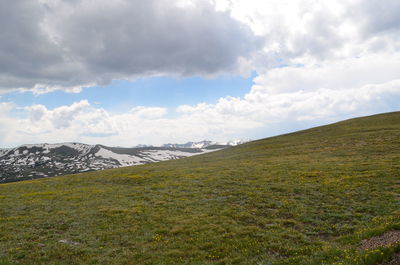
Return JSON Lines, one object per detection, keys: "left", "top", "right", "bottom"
{"left": 0, "top": 139, "right": 250, "bottom": 183}
{"left": 161, "top": 139, "right": 251, "bottom": 148}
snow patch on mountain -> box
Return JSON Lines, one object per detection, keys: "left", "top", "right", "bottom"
{"left": 219, "top": 138, "right": 252, "bottom": 146}
{"left": 95, "top": 147, "right": 145, "bottom": 166}
{"left": 140, "top": 149, "right": 199, "bottom": 161}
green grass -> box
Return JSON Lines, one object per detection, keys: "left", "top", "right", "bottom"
{"left": 1, "top": 112, "right": 400, "bottom": 264}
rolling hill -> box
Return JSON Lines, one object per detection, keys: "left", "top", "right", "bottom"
{"left": 0, "top": 112, "right": 399, "bottom": 264}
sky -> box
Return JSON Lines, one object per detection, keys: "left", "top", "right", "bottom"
{"left": 1, "top": 0, "right": 400, "bottom": 148}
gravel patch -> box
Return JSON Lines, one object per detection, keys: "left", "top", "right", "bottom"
{"left": 357, "top": 230, "right": 400, "bottom": 265}
{"left": 358, "top": 231, "right": 400, "bottom": 250}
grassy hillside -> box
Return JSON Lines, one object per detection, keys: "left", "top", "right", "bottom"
{"left": 1, "top": 112, "right": 400, "bottom": 265}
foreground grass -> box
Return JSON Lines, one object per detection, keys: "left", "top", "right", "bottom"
{"left": 1, "top": 112, "right": 400, "bottom": 264}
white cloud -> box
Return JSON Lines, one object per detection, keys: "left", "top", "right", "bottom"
{"left": 25, "top": 100, "right": 90, "bottom": 128}
{"left": 26, "top": 104, "right": 47, "bottom": 122}
{"left": 221, "top": 0, "right": 400, "bottom": 69}
{"left": 51, "top": 100, "right": 90, "bottom": 128}
{"left": 130, "top": 107, "right": 167, "bottom": 119}
{"left": 251, "top": 53, "right": 400, "bottom": 95}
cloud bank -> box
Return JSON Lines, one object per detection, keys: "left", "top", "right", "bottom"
{"left": 0, "top": 0, "right": 261, "bottom": 93}
{"left": 2, "top": 0, "right": 400, "bottom": 93}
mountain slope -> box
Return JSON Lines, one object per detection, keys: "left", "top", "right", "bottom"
{"left": 0, "top": 112, "right": 399, "bottom": 265}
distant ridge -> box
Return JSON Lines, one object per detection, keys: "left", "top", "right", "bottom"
{"left": 0, "top": 139, "right": 250, "bottom": 183}
{"left": 162, "top": 138, "right": 251, "bottom": 148}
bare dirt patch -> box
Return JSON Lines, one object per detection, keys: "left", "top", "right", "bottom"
{"left": 358, "top": 230, "right": 400, "bottom": 265}
{"left": 358, "top": 230, "right": 400, "bottom": 250}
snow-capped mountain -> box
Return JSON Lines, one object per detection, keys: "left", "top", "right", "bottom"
{"left": 162, "top": 139, "right": 251, "bottom": 149}
{"left": 219, "top": 138, "right": 252, "bottom": 146}
{"left": 0, "top": 140, "right": 249, "bottom": 183}
{"left": 0, "top": 139, "right": 251, "bottom": 183}
{"left": 162, "top": 140, "right": 215, "bottom": 149}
